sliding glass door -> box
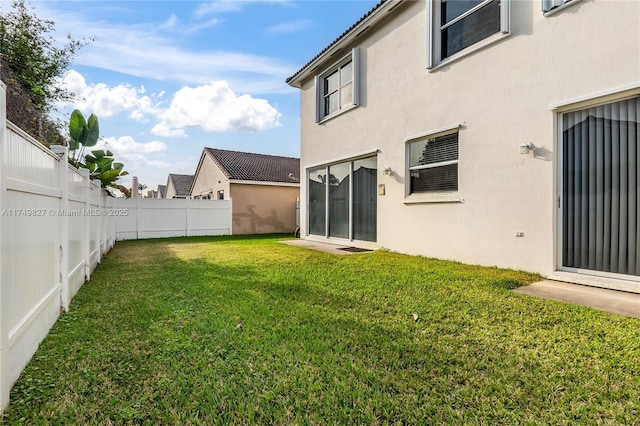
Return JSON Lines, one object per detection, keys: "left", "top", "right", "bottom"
{"left": 329, "top": 163, "right": 350, "bottom": 238}
{"left": 352, "top": 157, "right": 377, "bottom": 242}
{"left": 307, "top": 156, "right": 377, "bottom": 242}
{"left": 308, "top": 167, "right": 326, "bottom": 236}
{"left": 560, "top": 97, "right": 639, "bottom": 277}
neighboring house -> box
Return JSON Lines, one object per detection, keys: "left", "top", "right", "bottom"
{"left": 165, "top": 174, "right": 194, "bottom": 199}
{"left": 287, "top": 0, "right": 640, "bottom": 293}
{"left": 190, "top": 148, "right": 300, "bottom": 234}
{"left": 157, "top": 185, "right": 166, "bottom": 199}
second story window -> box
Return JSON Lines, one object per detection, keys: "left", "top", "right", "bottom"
{"left": 316, "top": 48, "right": 360, "bottom": 122}
{"left": 323, "top": 60, "right": 352, "bottom": 116}
{"left": 542, "top": 0, "right": 577, "bottom": 14}
{"left": 428, "top": 0, "right": 510, "bottom": 68}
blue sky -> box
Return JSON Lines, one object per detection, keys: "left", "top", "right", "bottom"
{"left": 12, "top": 0, "right": 379, "bottom": 191}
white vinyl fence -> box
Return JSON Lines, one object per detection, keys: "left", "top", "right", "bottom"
{"left": 0, "top": 80, "right": 231, "bottom": 411}
{"left": 113, "top": 198, "right": 232, "bottom": 240}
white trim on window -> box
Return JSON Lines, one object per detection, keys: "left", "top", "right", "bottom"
{"left": 549, "top": 82, "right": 640, "bottom": 112}
{"left": 403, "top": 124, "right": 461, "bottom": 143}
{"left": 306, "top": 149, "right": 380, "bottom": 170}
{"left": 543, "top": 0, "right": 580, "bottom": 16}
{"left": 405, "top": 127, "right": 460, "bottom": 202}
{"left": 441, "top": 0, "right": 493, "bottom": 30}
{"left": 315, "top": 48, "right": 361, "bottom": 123}
{"left": 427, "top": 0, "right": 510, "bottom": 70}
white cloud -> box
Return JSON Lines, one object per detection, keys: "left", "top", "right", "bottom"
{"left": 95, "top": 136, "right": 167, "bottom": 156}
{"left": 55, "top": 70, "right": 159, "bottom": 119}
{"left": 161, "top": 14, "right": 179, "bottom": 29}
{"left": 147, "top": 160, "right": 173, "bottom": 168}
{"left": 150, "top": 124, "right": 188, "bottom": 139}
{"left": 57, "top": 71, "right": 281, "bottom": 138}
{"left": 266, "top": 19, "right": 311, "bottom": 35}
{"left": 195, "top": 0, "right": 291, "bottom": 17}
{"left": 35, "top": 3, "right": 296, "bottom": 94}
{"left": 90, "top": 136, "right": 171, "bottom": 186}
{"left": 184, "top": 18, "right": 223, "bottom": 34}
{"left": 195, "top": 0, "right": 245, "bottom": 17}
{"left": 160, "top": 13, "right": 221, "bottom": 34}
{"left": 151, "top": 81, "right": 281, "bottom": 137}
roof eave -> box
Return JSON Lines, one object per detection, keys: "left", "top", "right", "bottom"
{"left": 286, "top": 0, "right": 403, "bottom": 88}
{"left": 229, "top": 179, "right": 300, "bottom": 187}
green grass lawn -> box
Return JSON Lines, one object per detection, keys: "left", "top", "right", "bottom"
{"left": 2, "top": 235, "right": 639, "bottom": 424}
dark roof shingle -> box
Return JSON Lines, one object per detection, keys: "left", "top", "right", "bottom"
{"left": 168, "top": 174, "right": 194, "bottom": 197}
{"left": 205, "top": 148, "right": 300, "bottom": 184}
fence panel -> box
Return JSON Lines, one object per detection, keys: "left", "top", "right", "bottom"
{"left": 0, "top": 80, "right": 117, "bottom": 411}
{"left": 89, "top": 181, "right": 101, "bottom": 273}
{"left": 0, "top": 79, "right": 233, "bottom": 412}
{"left": 113, "top": 198, "right": 232, "bottom": 240}
{"left": 2, "top": 123, "right": 63, "bottom": 396}
{"left": 0, "top": 122, "right": 61, "bottom": 406}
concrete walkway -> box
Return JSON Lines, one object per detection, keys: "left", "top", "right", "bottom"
{"left": 514, "top": 280, "right": 640, "bottom": 319}
{"left": 281, "top": 239, "right": 375, "bottom": 255}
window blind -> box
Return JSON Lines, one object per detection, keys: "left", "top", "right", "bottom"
{"left": 562, "top": 98, "right": 639, "bottom": 276}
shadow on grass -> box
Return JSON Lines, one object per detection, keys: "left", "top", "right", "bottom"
{"left": 3, "top": 235, "right": 639, "bottom": 424}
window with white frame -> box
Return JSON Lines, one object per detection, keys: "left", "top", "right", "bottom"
{"left": 542, "top": 0, "right": 575, "bottom": 14}
{"left": 315, "top": 48, "right": 360, "bottom": 122}
{"left": 428, "top": 0, "right": 509, "bottom": 68}
{"left": 407, "top": 130, "right": 459, "bottom": 194}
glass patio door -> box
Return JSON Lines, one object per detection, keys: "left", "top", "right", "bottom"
{"left": 560, "top": 97, "right": 639, "bottom": 277}
{"left": 307, "top": 156, "right": 377, "bottom": 242}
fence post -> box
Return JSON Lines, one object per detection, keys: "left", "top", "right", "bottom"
{"left": 136, "top": 197, "right": 141, "bottom": 239}
{"left": 186, "top": 198, "right": 191, "bottom": 237}
{"left": 59, "top": 150, "right": 70, "bottom": 312}
{"left": 0, "top": 79, "right": 9, "bottom": 410}
{"left": 228, "top": 198, "right": 233, "bottom": 235}
{"left": 80, "top": 169, "right": 90, "bottom": 282}
{"left": 90, "top": 179, "right": 101, "bottom": 278}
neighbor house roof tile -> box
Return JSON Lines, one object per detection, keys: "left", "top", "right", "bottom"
{"left": 205, "top": 148, "right": 300, "bottom": 184}
{"left": 168, "top": 174, "right": 194, "bottom": 197}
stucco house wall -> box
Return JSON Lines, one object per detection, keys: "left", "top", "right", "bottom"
{"left": 191, "top": 154, "right": 231, "bottom": 200}
{"left": 293, "top": 0, "right": 640, "bottom": 292}
{"left": 230, "top": 184, "right": 299, "bottom": 234}
{"left": 190, "top": 148, "right": 300, "bottom": 235}
{"left": 164, "top": 179, "right": 177, "bottom": 199}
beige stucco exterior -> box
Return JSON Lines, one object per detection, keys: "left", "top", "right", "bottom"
{"left": 191, "top": 152, "right": 299, "bottom": 235}
{"left": 293, "top": 0, "right": 640, "bottom": 292}
{"left": 191, "top": 153, "right": 231, "bottom": 200}
{"left": 229, "top": 183, "right": 299, "bottom": 234}
{"left": 164, "top": 178, "right": 178, "bottom": 199}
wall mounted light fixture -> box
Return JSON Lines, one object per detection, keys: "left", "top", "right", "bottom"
{"left": 383, "top": 166, "right": 392, "bottom": 175}
{"left": 519, "top": 142, "right": 534, "bottom": 154}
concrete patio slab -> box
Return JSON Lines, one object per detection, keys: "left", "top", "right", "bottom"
{"left": 280, "top": 239, "right": 375, "bottom": 255}
{"left": 514, "top": 280, "right": 640, "bottom": 319}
